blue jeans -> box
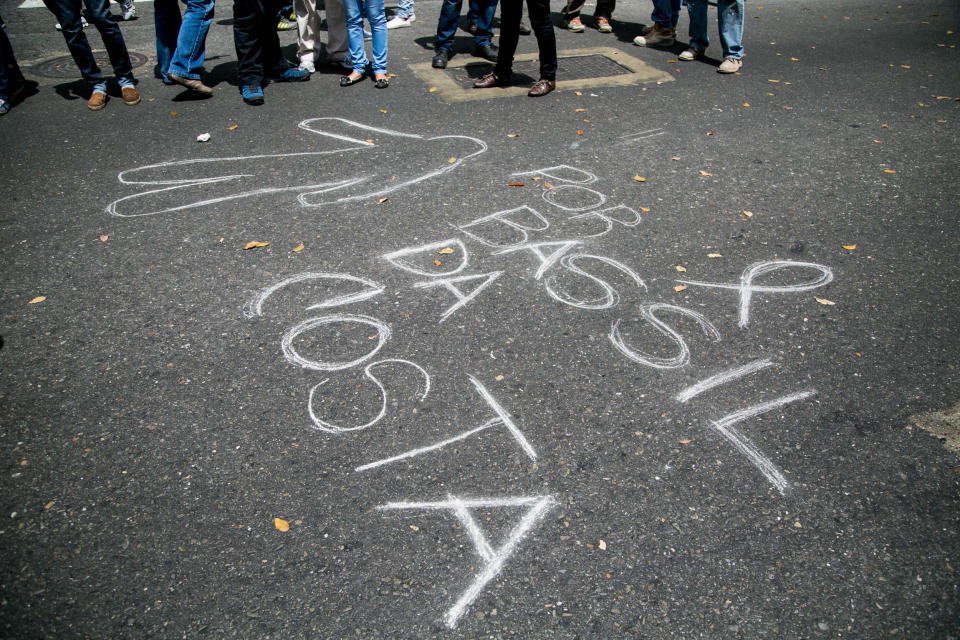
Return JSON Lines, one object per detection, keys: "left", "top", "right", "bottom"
{"left": 650, "top": 0, "right": 681, "bottom": 28}
{"left": 344, "top": 0, "right": 387, "bottom": 73}
{"left": 435, "top": 0, "right": 495, "bottom": 50}
{"left": 43, "top": 0, "right": 135, "bottom": 92}
{"left": 686, "top": 0, "right": 743, "bottom": 59}
{"left": 0, "top": 16, "right": 23, "bottom": 100}
{"left": 155, "top": 0, "right": 215, "bottom": 81}
{"left": 395, "top": 0, "right": 413, "bottom": 19}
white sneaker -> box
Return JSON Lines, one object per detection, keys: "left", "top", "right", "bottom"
{"left": 299, "top": 58, "right": 315, "bottom": 73}
{"left": 386, "top": 15, "right": 413, "bottom": 29}
{"left": 119, "top": 0, "right": 136, "bottom": 20}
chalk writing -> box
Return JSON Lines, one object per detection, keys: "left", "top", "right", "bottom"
{"left": 609, "top": 303, "right": 722, "bottom": 369}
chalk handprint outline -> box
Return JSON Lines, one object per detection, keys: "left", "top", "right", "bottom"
{"left": 105, "top": 118, "right": 489, "bottom": 218}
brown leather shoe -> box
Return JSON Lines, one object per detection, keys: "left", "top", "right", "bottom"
{"left": 87, "top": 91, "right": 107, "bottom": 110}
{"left": 528, "top": 78, "right": 555, "bottom": 97}
{"left": 121, "top": 86, "right": 141, "bottom": 105}
{"left": 473, "top": 72, "right": 508, "bottom": 89}
{"left": 167, "top": 73, "right": 213, "bottom": 95}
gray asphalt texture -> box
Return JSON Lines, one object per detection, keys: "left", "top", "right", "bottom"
{"left": 1, "top": 0, "right": 959, "bottom": 637}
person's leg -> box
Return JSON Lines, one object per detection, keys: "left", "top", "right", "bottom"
{"left": 686, "top": 0, "right": 709, "bottom": 52}
{"left": 0, "top": 18, "right": 20, "bottom": 108}
{"left": 43, "top": 0, "right": 107, "bottom": 92}
{"left": 526, "top": 0, "right": 555, "bottom": 81}
{"left": 649, "top": 0, "right": 672, "bottom": 25}
{"left": 593, "top": 0, "right": 614, "bottom": 21}
{"left": 168, "top": 0, "right": 215, "bottom": 79}
{"left": 472, "top": 0, "right": 495, "bottom": 47}
{"left": 234, "top": 0, "right": 266, "bottom": 86}
{"left": 324, "top": 0, "right": 349, "bottom": 62}
{"left": 492, "top": 0, "right": 520, "bottom": 78}
{"left": 82, "top": 0, "right": 135, "bottom": 86}
{"left": 365, "top": 0, "right": 387, "bottom": 74}
{"left": 153, "top": 0, "right": 181, "bottom": 82}
{"left": 668, "top": 0, "right": 681, "bottom": 27}
{"left": 261, "top": 0, "right": 294, "bottom": 76}
{"left": 395, "top": 0, "right": 414, "bottom": 18}
{"left": 342, "top": 0, "right": 369, "bottom": 73}
{"left": 717, "top": 0, "right": 743, "bottom": 59}
{"left": 434, "top": 0, "right": 463, "bottom": 53}
{"left": 561, "top": 0, "right": 585, "bottom": 21}
{"left": 295, "top": 0, "right": 319, "bottom": 67}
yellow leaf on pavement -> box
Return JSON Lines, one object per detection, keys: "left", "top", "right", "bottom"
{"left": 842, "top": 244, "right": 856, "bottom": 250}
{"left": 633, "top": 175, "right": 646, "bottom": 182}
{"left": 699, "top": 170, "right": 714, "bottom": 177}
{"left": 243, "top": 241, "right": 270, "bottom": 250}
{"left": 100, "top": 235, "right": 108, "bottom": 242}
{"left": 448, "top": 157, "right": 457, "bottom": 163}
{"left": 438, "top": 247, "right": 454, "bottom": 254}
{"left": 815, "top": 297, "right": 836, "bottom": 306}
{"left": 292, "top": 243, "right": 305, "bottom": 252}
{"left": 274, "top": 518, "right": 290, "bottom": 532}
{"left": 674, "top": 285, "right": 687, "bottom": 292}
{"left": 675, "top": 265, "right": 687, "bottom": 272}
{"left": 707, "top": 253, "right": 723, "bottom": 258}
{"left": 29, "top": 296, "right": 46, "bottom": 304}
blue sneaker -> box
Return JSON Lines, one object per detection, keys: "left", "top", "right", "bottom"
{"left": 0, "top": 99, "right": 10, "bottom": 116}
{"left": 241, "top": 85, "right": 264, "bottom": 105}
{"left": 269, "top": 67, "right": 310, "bottom": 82}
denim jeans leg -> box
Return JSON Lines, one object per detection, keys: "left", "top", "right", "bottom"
{"left": 44, "top": 0, "right": 106, "bottom": 89}
{"left": 472, "top": 0, "right": 495, "bottom": 47}
{"left": 685, "top": 0, "right": 709, "bottom": 51}
{"left": 527, "top": 0, "right": 556, "bottom": 80}
{"left": 343, "top": 0, "right": 369, "bottom": 71}
{"left": 396, "top": 0, "right": 413, "bottom": 18}
{"left": 83, "top": 0, "right": 135, "bottom": 83}
{"left": 434, "top": 0, "right": 462, "bottom": 52}
{"left": 168, "top": 0, "right": 215, "bottom": 78}
{"left": 154, "top": 0, "right": 182, "bottom": 81}
{"left": 365, "top": 0, "right": 387, "bottom": 73}
{"left": 234, "top": 0, "right": 266, "bottom": 85}
{"left": 717, "top": 0, "right": 743, "bottom": 59}
{"left": 493, "top": 0, "right": 520, "bottom": 77}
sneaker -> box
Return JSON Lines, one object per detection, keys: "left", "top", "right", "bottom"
{"left": 386, "top": 14, "right": 413, "bottom": 28}
{"left": 55, "top": 15, "right": 89, "bottom": 30}
{"left": 241, "top": 85, "right": 264, "bottom": 105}
{"left": 121, "top": 85, "right": 141, "bottom": 105}
{"left": 87, "top": 91, "right": 107, "bottom": 110}
{"left": 678, "top": 47, "right": 704, "bottom": 61}
{"left": 277, "top": 18, "right": 296, "bottom": 30}
{"left": 633, "top": 21, "right": 674, "bottom": 47}
{"left": 269, "top": 67, "right": 310, "bottom": 82}
{"left": 119, "top": 0, "right": 136, "bottom": 21}
{"left": 595, "top": 16, "right": 613, "bottom": 33}
{"left": 718, "top": 57, "right": 742, "bottom": 73}
{"left": 299, "top": 57, "right": 316, "bottom": 73}
{"left": 0, "top": 99, "right": 10, "bottom": 116}
{"left": 562, "top": 16, "right": 585, "bottom": 32}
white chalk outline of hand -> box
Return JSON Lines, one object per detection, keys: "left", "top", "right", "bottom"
{"left": 105, "top": 117, "right": 488, "bottom": 218}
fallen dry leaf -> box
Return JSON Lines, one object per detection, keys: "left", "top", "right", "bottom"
{"left": 409, "top": 525, "right": 419, "bottom": 531}
{"left": 675, "top": 265, "right": 687, "bottom": 272}
{"left": 671, "top": 156, "right": 681, "bottom": 161}
{"left": 29, "top": 296, "right": 45, "bottom": 304}
{"left": 366, "top": 139, "right": 375, "bottom": 143}
{"left": 633, "top": 175, "right": 646, "bottom": 182}
{"left": 881, "top": 123, "right": 889, "bottom": 128}
{"left": 576, "top": 130, "right": 584, "bottom": 135}
{"left": 674, "top": 285, "right": 687, "bottom": 292}
{"left": 574, "top": 108, "right": 586, "bottom": 112}
{"left": 495, "top": 374, "right": 504, "bottom": 381}
{"left": 274, "top": 518, "right": 290, "bottom": 532}
{"left": 44, "top": 501, "right": 55, "bottom": 510}
{"left": 639, "top": 206, "right": 651, "bottom": 212}
{"left": 228, "top": 124, "right": 239, "bottom": 130}
{"left": 507, "top": 133, "right": 518, "bottom": 137}
{"left": 544, "top": 182, "right": 554, "bottom": 189}
{"left": 379, "top": 109, "right": 387, "bottom": 113}
{"left": 243, "top": 241, "right": 270, "bottom": 250}
{"left": 707, "top": 253, "right": 723, "bottom": 258}
{"left": 815, "top": 297, "right": 836, "bottom": 306}
{"left": 438, "top": 247, "right": 455, "bottom": 254}
{"left": 574, "top": 90, "right": 582, "bottom": 95}
{"left": 699, "top": 170, "right": 714, "bottom": 177}
{"left": 598, "top": 540, "right": 607, "bottom": 550}
{"left": 378, "top": 197, "right": 388, "bottom": 203}
{"left": 99, "top": 235, "right": 108, "bottom": 242}
{"left": 448, "top": 157, "right": 457, "bottom": 163}
{"left": 768, "top": 78, "right": 780, "bottom": 83}
{"left": 507, "top": 182, "right": 525, "bottom": 187}
{"left": 292, "top": 243, "right": 305, "bottom": 252}
{"left": 170, "top": 111, "right": 178, "bottom": 116}
{"left": 883, "top": 169, "right": 897, "bottom": 174}
{"left": 429, "top": 87, "right": 437, "bottom": 92}
{"left": 679, "top": 439, "right": 692, "bottom": 444}
{"left": 842, "top": 244, "right": 856, "bottom": 250}
{"left": 743, "top": 210, "right": 753, "bottom": 217}
{"left": 743, "top": 102, "right": 751, "bottom": 107}
{"left": 433, "top": 260, "right": 442, "bottom": 266}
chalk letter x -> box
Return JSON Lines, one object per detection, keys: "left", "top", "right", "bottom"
{"left": 377, "top": 494, "right": 556, "bottom": 628}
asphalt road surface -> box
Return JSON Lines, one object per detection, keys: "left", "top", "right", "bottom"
{"left": 1, "top": 0, "right": 958, "bottom": 637}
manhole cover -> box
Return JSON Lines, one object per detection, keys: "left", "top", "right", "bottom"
{"left": 450, "top": 54, "right": 633, "bottom": 89}
{"left": 31, "top": 50, "right": 150, "bottom": 79}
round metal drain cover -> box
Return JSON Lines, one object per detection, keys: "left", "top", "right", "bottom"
{"left": 31, "top": 50, "right": 149, "bottom": 79}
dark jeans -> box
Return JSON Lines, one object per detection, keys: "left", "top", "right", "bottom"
{"left": 43, "top": 0, "right": 134, "bottom": 90}
{"left": 0, "top": 16, "right": 24, "bottom": 99}
{"left": 435, "top": 0, "right": 496, "bottom": 50}
{"left": 495, "top": 0, "right": 556, "bottom": 81}
{"left": 233, "top": 0, "right": 295, "bottom": 85}
{"left": 562, "top": 0, "right": 614, "bottom": 20}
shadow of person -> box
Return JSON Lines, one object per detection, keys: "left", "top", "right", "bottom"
{"left": 10, "top": 80, "right": 40, "bottom": 106}
{"left": 52, "top": 78, "right": 91, "bottom": 101}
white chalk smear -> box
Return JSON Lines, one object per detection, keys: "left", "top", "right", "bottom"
{"left": 454, "top": 206, "right": 550, "bottom": 249}
{"left": 617, "top": 128, "right": 666, "bottom": 143}
{"left": 281, "top": 313, "right": 390, "bottom": 371}
{"left": 412, "top": 271, "right": 503, "bottom": 322}
{"left": 709, "top": 390, "right": 816, "bottom": 495}
{"left": 609, "top": 303, "right": 721, "bottom": 369}
{"left": 495, "top": 240, "right": 582, "bottom": 280}
{"left": 377, "top": 494, "right": 556, "bottom": 628}
{"left": 244, "top": 272, "right": 384, "bottom": 318}
{"left": 355, "top": 374, "right": 536, "bottom": 471}
{"left": 541, "top": 184, "right": 607, "bottom": 212}
{"left": 677, "top": 260, "right": 834, "bottom": 328}
{"left": 569, "top": 204, "right": 642, "bottom": 238}
{"left": 510, "top": 165, "right": 598, "bottom": 185}
{"left": 543, "top": 253, "right": 646, "bottom": 310}
{"left": 382, "top": 238, "right": 470, "bottom": 277}
{"left": 307, "top": 359, "right": 429, "bottom": 433}
{"left": 675, "top": 358, "right": 776, "bottom": 404}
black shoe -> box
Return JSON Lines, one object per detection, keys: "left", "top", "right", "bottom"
{"left": 432, "top": 49, "right": 451, "bottom": 69}
{"left": 518, "top": 19, "right": 532, "bottom": 35}
{"left": 340, "top": 72, "right": 365, "bottom": 86}
{"left": 473, "top": 43, "right": 498, "bottom": 62}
